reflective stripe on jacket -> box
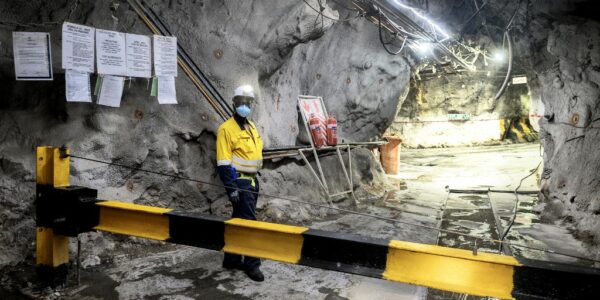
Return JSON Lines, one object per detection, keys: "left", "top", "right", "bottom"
{"left": 216, "top": 117, "right": 264, "bottom": 173}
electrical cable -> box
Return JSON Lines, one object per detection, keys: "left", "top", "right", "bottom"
{"left": 303, "top": 0, "right": 339, "bottom": 21}
{"left": 377, "top": 9, "right": 407, "bottom": 55}
{"left": 490, "top": 0, "right": 521, "bottom": 99}
{"left": 493, "top": 29, "right": 513, "bottom": 101}
{"left": 499, "top": 161, "right": 541, "bottom": 253}
{"left": 329, "top": 0, "right": 361, "bottom": 12}
{"left": 372, "top": 0, "right": 433, "bottom": 40}
{"left": 302, "top": 0, "right": 360, "bottom": 22}
{"left": 473, "top": 0, "right": 493, "bottom": 42}
{"left": 139, "top": 1, "right": 232, "bottom": 116}
{"left": 64, "top": 152, "right": 600, "bottom": 264}
{"left": 376, "top": 7, "right": 416, "bottom": 47}
{"left": 505, "top": 0, "right": 522, "bottom": 31}
{"left": 127, "top": 0, "right": 232, "bottom": 120}
{"left": 458, "top": 0, "right": 489, "bottom": 39}
{"left": 379, "top": 24, "right": 397, "bottom": 45}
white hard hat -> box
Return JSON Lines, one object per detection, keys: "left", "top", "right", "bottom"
{"left": 234, "top": 85, "right": 255, "bottom": 98}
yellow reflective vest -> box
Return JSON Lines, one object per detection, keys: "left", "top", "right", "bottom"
{"left": 216, "top": 117, "right": 264, "bottom": 173}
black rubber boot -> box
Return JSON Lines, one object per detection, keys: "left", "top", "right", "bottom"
{"left": 245, "top": 267, "right": 264, "bottom": 282}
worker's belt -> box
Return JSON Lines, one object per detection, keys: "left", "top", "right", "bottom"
{"left": 236, "top": 172, "right": 256, "bottom": 188}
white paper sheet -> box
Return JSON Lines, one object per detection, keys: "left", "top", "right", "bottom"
{"left": 157, "top": 76, "right": 177, "bottom": 104}
{"left": 65, "top": 70, "right": 91, "bottom": 102}
{"left": 153, "top": 35, "right": 177, "bottom": 77}
{"left": 98, "top": 75, "right": 125, "bottom": 107}
{"left": 96, "top": 29, "right": 126, "bottom": 76}
{"left": 62, "top": 22, "right": 95, "bottom": 73}
{"left": 126, "top": 33, "right": 152, "bottom": 78}
{"left": 13, "top": 32, "right": 53, "bottom": 80}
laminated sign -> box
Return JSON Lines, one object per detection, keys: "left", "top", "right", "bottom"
{"left": 153, "top": 35, "right": 177, "bottom": 77}
{"left": 126, "top": 33, "right": 152, "bottom": 78}
{"left": 62, "top": 22, "right": 95, "bottom": 73}
{"left": 298, "top": 96, "right": 328, "bottom": 147}
{"left": 157, "top": 76, "right": 177, "bottom": 104}
{"left": 97, "top": 75, "right": 125, "bottom": 107}
{"left": 12, "top": 32, "right": 53, "bottom": 80}
{"left": 65, "top": 70, "right": 91, "bottom": 102}
{"left": 96, "top": 29, "right": 127, "bottom": 76}
{"left": 299, "top": 96, "right": 327, "bottom": 123}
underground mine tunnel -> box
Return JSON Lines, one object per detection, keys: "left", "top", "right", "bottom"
{"left": 1, "top": 0, "right": 600, "bottom": 299}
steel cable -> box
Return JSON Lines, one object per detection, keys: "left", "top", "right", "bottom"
{"left": 64, "top": 152, "right": 600, "bottom": 264}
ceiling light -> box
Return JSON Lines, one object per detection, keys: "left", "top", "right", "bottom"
{"left": 492, "top": 50, "right": 505, "bottom": 63}
{"left": 411, "top": 41, "right": 433, "bottom": 56}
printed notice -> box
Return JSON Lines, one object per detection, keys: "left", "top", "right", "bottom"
{"left": 126, "top": 33, "right": 151, "bottom": 78}
{"left": 98, "top": 75, "right": 125, "bottom": 107}
{"left": 96, "top": 29, "right": 126, "bottom": 76}
{"left": 65, "top": 70, "right": 91, "bottom": 102}
{"left": 62, "top": 22, "right": 95, "bottom": 73}
{"left": 153, "top": 35, "right": 177, "bottom": 76}
{"left": 13, "top": 32, "right": 53, "bottom": 80}
{"left": 157, "top": 76, "right": 177, "bottom": 104}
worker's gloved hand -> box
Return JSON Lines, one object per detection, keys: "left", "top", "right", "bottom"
{"left": 229, "top": 190, "right": 240, "bottom": 205}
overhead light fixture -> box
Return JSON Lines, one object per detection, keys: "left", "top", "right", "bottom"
{"left": 492, "top": 50, "right": 505, "bottom": 64}
{"left": 390, "top": 0, "right": 450, "bottom": 41}
{"left": 411, "top": 41, "right": 433, "bottom": 56}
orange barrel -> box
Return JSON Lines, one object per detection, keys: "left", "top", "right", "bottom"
{"left": 380, "top": 136, "right": 402, "bottom": 174}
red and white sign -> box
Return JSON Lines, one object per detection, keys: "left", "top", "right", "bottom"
{"left": 298, "top": 95, "right": 329, "bottom": 147}
{"left": 298, "top": 96, "right": 327, "bottom": 123}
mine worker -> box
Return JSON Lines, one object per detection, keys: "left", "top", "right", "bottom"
{"left": 216, "top": 84, "right": 265, "bottom": 282}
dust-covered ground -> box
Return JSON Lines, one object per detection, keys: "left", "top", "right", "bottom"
{"left": 2, "top": 143, "right": 598, "bottom": 299}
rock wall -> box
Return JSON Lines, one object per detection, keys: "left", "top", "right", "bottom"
{"left": 421, "top": 0, "right": 600, "bottom": 244}
{"left": 534, "top": 20, "right": 600, "bottom": 244}
{"left": 0, "top": 0, "right": 408, "bottom": 266}
{"left": 391, "top": 73, "right": 536, "bottom": 148}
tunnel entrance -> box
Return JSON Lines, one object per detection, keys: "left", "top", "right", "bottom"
{"left": 389, "top": 73, "right": 539, "bottom": 148}
{"left": 2, "top": 0, "right": 600, "bottom": 299}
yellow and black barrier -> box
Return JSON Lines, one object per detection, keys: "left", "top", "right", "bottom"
{"left": 36, "top": 147, "right": 600, "bottom": 299}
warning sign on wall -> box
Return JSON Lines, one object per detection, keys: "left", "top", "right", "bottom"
{"left": 12, "top": 32, "right": 53, "bottom": 80}
{"left": 298, "top": 95, "right": 327, "bottom": 124}
{"left": 62, "top": 22, "right": 95, "bottom": 73}
{"left": 512, "top": 76, "right": 527, "bottom": 85}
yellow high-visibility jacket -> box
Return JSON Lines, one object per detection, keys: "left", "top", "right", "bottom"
{"left": 216, "top": 117, "right": 264, "bottom": 173}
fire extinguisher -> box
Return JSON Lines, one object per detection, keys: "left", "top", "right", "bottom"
{"left": 309, "top": 113, "right": 326, "bottom": 149}
{"left": 326, "top": 115, "right": 337, "bottom": 146}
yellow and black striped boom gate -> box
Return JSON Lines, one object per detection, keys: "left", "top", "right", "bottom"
{"left": 35, "top": 146, "right": 600, "bottom": 299}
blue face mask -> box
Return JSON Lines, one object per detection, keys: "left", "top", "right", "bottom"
{"left": 235, "top": 104, "right": 252, "bottom": 118}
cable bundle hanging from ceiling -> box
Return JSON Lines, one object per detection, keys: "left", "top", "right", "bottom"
{"left": 377, "top": 8, "right": 408, "bottom": 55}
